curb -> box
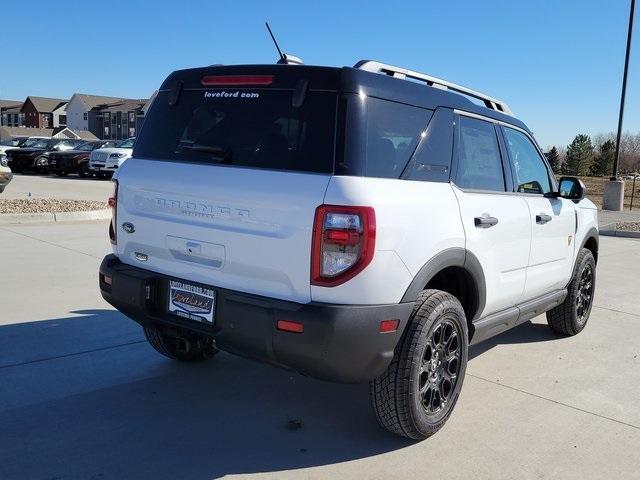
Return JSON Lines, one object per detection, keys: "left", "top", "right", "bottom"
{"left": 0, "top": 209, "right": 111, "bottom": 225}
{"left": 600, "top": 229, "right": 640, "bottom": 239}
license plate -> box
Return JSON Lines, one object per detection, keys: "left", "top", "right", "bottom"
{"left": 167, "top": 280, "right": 215, "bottom": 324}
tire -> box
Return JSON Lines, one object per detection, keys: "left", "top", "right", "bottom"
{"left": 370, "top": 289, "right": 469, "bottom": 440}
{"left": 35, "top": 156, "right": 48, "bottom": 174}
{"left": 78, "top": 162, "right": 92, "bottom": 178}
{"left": 546, "top": 248, "right": 596, "bottom": 336}
{"left": 144, "top": 326, "right": 217, "bottom": 362}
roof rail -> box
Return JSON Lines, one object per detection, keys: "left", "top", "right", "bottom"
{"left": 354, "top": 60, "right": 513, "bottom": 115}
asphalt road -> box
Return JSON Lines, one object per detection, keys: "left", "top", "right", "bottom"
{"left": 0, "top": 220, "right": 639, "bottom": 480}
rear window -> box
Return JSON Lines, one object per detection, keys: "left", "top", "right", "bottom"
{"left": 363, "top": 98, "right": 432, "bottom": 178}
{"left": 134, "top": 89, "right": 337, "bottom": 173}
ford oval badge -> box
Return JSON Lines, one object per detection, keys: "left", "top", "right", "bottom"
{"left": 122, "top": 222, "right": 135, "bottom": 234}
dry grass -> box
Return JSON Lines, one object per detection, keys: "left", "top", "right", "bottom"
{"left": 578, "top": 176, "right": 640, "bottom": 210}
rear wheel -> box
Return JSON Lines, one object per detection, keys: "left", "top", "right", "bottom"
{"left": 547, "top": 248, "right": 596, "bottom": 335}
{"left": 370, "top": 289, "right": 468, "bottom": 440}
{"left": 144, "top": 326, "right": 218, "bottom": 362}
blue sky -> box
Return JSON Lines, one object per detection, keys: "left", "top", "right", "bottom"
{"left": 2, "top": 0, "right": 637, "bottom": 148}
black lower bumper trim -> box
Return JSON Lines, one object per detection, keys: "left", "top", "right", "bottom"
{"left": 99, "top": 254, "right": 413, "bottom": 383}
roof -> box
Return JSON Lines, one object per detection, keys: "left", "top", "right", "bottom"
{"left": 71, "top": 93, "right": 130, "bottom": 109}
{"left": 3, "top": 106, "right": 22, "bottom": 114}
{"left": 0, "top": 126, "right": 98, "bottom": 141}
{"left": 0, "top": 99, "right": 22, "bottom": 109}
{"left": 99, "top": 99, "right": 148, "bottom": 113}
{"left": 24, "top": 96, "right": 68, "bottom": 113}
{"left": 70, "top": 129, "right": 98, "bottom": 140}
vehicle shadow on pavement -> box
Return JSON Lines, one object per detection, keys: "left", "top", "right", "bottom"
{"left": 0, "top": 309, "right": 412, "bottom": 480}
{"left": 469, "top": 320, "right": 562, "bottom": 361}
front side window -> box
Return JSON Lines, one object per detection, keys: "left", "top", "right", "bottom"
{"left": 502, "top": 127, "right": 551, "bottom": 194}
{"left": 455, "top": 116, "right": 505, "bottom": 192}
{"left": 364, "top": 98, "right": 432, "bottom": 178}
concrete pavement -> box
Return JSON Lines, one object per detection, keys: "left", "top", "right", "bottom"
{"left": 0, "top": 220, "right": 639, "bottom": 479}
{"left": 2, "top": 172, "right": 113, "bottom": 201}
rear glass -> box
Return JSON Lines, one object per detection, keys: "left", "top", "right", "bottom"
{"left": 134, "top": 89, "right": 337, "bottom": 173}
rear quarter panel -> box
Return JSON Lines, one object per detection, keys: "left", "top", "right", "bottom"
{"left": 316, "top": 177, "right": 465, "bottom": 304}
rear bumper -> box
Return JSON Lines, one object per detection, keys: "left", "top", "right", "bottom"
{"left": 99, "top": 254, "right": 413, "bottom": 383}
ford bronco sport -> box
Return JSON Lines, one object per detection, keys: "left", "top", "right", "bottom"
{"left": 99, "top": 60, "right": 599, "bottom": 440}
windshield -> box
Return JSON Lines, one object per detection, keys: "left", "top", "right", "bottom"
{"left": 75, "top": 142, "right": 97, "bottom": 151}
{"left": 116, "top": 138, "right": 135, "bottom": 149}
{"left": 30, "top": 139, "right": 51, "bottom": 149}
{"left": 0, "top": 137, "right": 26, "bottom": 147}
{"left": 53, "top": 140, "right": 81, "bottom": 151}
{"left": 134, "top": 89, "right": 337, "bottom": 173}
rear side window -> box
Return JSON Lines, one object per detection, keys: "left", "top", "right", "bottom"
{"left": 134, "top": 89, "right": 337, "bottom": 173}
{"left": 502, "top": 127, "right": 551, "bottom": 194}
{"left": 364, "top": 98, "right": 432, "bottom": 178}
{"left": 455, "top": 116, "right": 505, "bottom": 192}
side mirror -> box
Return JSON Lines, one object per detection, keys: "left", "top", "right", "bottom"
{"left": 558, "top": 176, "right": 586, "bottom": 201}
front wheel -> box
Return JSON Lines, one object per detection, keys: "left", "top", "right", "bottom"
{"left": 370, "top": 289, "right": 468, "bottom": 440}
{"left": 547, "top": 248, "right": 596, "bottom": 335}
{"left": 78, "top": 162, "right": 92, "bottom": 178}
{"left": 144, "top": 327, "right": 218, "bottom": 362}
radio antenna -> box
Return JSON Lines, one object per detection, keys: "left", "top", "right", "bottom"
{"left": 265, "top": 22, "right": 285, "bottom": 62}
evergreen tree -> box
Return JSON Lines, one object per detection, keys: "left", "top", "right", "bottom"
{"left": 590, "top": 140, "right": 616, "bottom": 176}
{"left": 564, "top": 134, "right": 594, "bottom": 176}
{"left": 545, "top": 146, "right": 561, "bottom": 173}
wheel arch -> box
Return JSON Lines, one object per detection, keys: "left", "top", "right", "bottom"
{"left": 401, "top": 248, "right": 486, "bottom": 328}
{"left": 581, "top": 227, "right": 599, "bottom": 264}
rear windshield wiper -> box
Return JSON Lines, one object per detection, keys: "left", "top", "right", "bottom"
{"left": 176, "top": 144, "right": 234, "bottom": 164}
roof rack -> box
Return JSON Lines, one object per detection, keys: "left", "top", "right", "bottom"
{"left": 354, "top": 60, "right": 513, "bottom": 115}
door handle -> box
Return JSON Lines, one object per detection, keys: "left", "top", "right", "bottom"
{"left": 474, "top": 215, "right": 499, "bottom": 228}
{"left": 536, "top": 213, "right": 552, "bottom": 224}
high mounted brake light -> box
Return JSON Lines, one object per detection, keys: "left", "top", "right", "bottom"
{"left": 108, "top": 180, "right": 118, "bottom": 245}
{"left": 311, "top": 205, "right": 376, "bottom": 287}
{"left": 200, "top": 75, "right": 274, "bottom": 86}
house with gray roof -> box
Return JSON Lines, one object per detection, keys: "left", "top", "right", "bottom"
{"left": 89, "top": 98, "right": 148, "bottom": 140}
{"left": 0, "top": 100, "right": 24, "bottom": 127}
{"left": 65, "top": 93, "right": 129, "bottom": 133}
{"left": 21, "top": 96, "right": 68, "bottom": 128}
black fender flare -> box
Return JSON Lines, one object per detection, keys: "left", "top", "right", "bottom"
{"left": 401, "top": 247, "right": 486, "bottom": 321}
{"left": 578, "top": 227, "right": 599, "bottom": 263}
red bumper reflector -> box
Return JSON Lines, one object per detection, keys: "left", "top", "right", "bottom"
{"left": 277, "top": 320, "right": 304, "bottom": 333}
{"left": 379, "top": 319, "right": 399, "bottom": 333}
{"left": 201, "top": 75, "right": 274, "bottom": 86}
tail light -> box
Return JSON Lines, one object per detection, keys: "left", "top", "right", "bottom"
{"left": 108, "top": 180, "right": 118, "bottom": 245}
{"left": 311, "top": 205, "right": 376, "bottom": 287}
{"left": 200, "top": 75, "right": 274, "bottom": 86}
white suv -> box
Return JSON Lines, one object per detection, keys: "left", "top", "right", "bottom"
{"left": 89, "top": 137, "right": 135, "bottom": 178}
{"left": 99, "top": 61, "right": 599, "bottom": 440}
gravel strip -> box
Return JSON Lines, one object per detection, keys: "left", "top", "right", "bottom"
{"left": 616, "top": 222, "right": 640, "bottom": 232}
{"left": 0, "top": 199, "right": 107, "bottom": 214}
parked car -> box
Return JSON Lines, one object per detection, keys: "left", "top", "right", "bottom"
{"left": 0, "top": 136, "right": 29, "bottom": 156}
{"left": 0, "top": 155, "right": 12, "bottom": 193}
{"left": 98, "top": 60, "right": 599, "bottom": 440}
{"left": 0, "top": 136, "right": 47, "bottom": 165}
{"left": 48, "top": 140, "right": 117, "bottom": 177}
{"left": 5, "top": 138, "right": 84, "bottom": 173}
{"left": 90, "top": 137, "right": 135, "bottom": 179}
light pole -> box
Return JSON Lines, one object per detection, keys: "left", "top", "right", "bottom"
{"left": 604, "top": 0, "right": 636, "bottom": 210}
